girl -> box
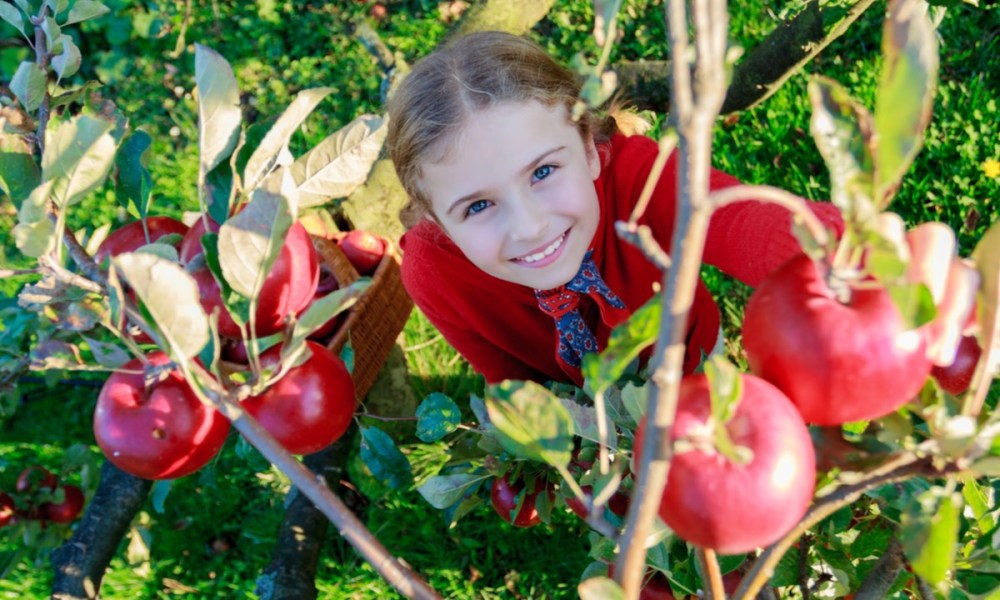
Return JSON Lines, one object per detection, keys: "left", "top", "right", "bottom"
{"left": 385, "top": 31, "right": 853, "bottom": 387}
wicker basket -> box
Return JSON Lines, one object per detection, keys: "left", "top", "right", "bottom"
{"left": 311, "top": 234, "right": 413, "bottom": 402}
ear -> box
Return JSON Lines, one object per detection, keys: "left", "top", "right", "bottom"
{"left": 585, "top": 134, "right": 602, "bottom": 180}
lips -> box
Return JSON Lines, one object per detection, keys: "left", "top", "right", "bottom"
{"left": 512, "top": 230, "right": 569, "bottom": 265}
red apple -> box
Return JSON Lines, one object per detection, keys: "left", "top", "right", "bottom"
{"left": 42, "top": 485, "right": 85, "bottom": 523}
{"left": 94, "top": 352, "right": 231, "bottom": 480}
{"left": 241, "top": 341, "right": 356, "bottom": 455}
{"left": 742, "top": 254, "right": 932, "bottom": 425}
{"left": 95, "top": 216, "right": 189, "bottom": 264}
{"left": 490, "top": 474, "right": 551, "bottom": 528}
{"left": 930, "top": 335, "right": 982, "bottom": 395}
{"left": 184, "top": 220, "right": 320, "bottom": 338}
{"left": 338, "top": 230, "right": 385, "bottom": 276}
{"left": 634, "top": 373, "right": 816, "bottom": 554}
{"left": 0, "top": 493, "right": 15, "bottom": 528}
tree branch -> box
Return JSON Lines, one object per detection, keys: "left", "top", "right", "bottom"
{"left": 50, "top": 462, "right": 153, "bottom": 600}
{"left": 257, "top": 434, "right": 358, "bottom": 600}
{"left": 612, "top": 0, "right": 881, "bottom": 115}
{"left": 854, "top": 534, "right": 904, "bottom": 600}
{"left": 616, "top": 0, "right": 729, "bottom": 596}
{"left": 733, "top": 454, "right": 962, "bottom": 600}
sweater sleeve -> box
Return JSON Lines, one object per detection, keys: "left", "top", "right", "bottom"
{"left": 608, "top": 133, "right": 843, "bottom": 288}
{"left": 704, "top": 190, "right": 844, "bottom": 287}
{"left": 399, "top": 223, "right": 551, "bottom": 385}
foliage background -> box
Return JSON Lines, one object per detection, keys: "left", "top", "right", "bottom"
{"left": 0, "top": 0, "right": 998, "bottom": 597}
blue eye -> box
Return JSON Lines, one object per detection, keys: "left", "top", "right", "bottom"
{"left": 532, "top": 164, "right": 555, "bottom": 182}
{"left": 464, "top": 199, "right": 492, "bottom": 218}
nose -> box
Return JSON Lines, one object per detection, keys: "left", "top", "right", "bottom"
{"left": 506, "top": 193, "right": 549, "bottom": 242}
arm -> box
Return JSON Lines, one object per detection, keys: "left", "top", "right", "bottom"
{"left": 399, "top": 222, "right": 553, "bottom": 385}
{"left": 609, "top": 133, "right": 843, "bottom": 288}
{"left": 703, "top": 187, "right": 844, "bottom": 287}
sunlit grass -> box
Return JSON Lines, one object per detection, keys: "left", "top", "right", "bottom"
{"left": 1, "top": 0, "right": 998, "bottom": 598}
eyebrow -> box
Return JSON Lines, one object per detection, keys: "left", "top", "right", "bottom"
{"left": 445, "top": 145, "right": 567, "bottom": 215}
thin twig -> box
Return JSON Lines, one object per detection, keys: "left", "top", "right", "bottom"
{"left": 733, "top": 454, "right": 961, "bottom": 600}
{"left": 797, "top": 534, "right": 812, "bottom": 600}
{"left": 707, "top": 184, "right": 833, "bottom": 250}
{"left": 697, "top": 548, "right": 725, "bottom": 600}
{"left": 30, "top": 4, "right": 51, "bottom": 154}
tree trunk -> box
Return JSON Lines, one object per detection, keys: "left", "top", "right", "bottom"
{"left": 50, "top": 462, "right": 152, "bottom": 600}
{"left": 255, "top": 434, "right": 359, "bottom": 600}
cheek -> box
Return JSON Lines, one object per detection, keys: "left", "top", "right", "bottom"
{"left": 447, "top": 225, "right": 504, "bottom": 266}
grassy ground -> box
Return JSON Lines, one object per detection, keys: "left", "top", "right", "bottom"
{"left": 1, "top": 0, "right": 999, "bottom": 598}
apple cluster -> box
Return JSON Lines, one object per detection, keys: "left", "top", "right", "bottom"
{"left": 0, "top": 466, "right": 85, "bottom": 528}
{"left": 91, "top": 216, "right": 388, "bottom": 480}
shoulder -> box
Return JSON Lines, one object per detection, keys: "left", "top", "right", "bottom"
{"left": 399, "top": 219, "right": 456, "bottom": 289}
{"left": 598, "top": 133, "right": 659, "bottom": 172}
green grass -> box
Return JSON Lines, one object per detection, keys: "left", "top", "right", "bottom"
{"left": 1, "top": 0, "right": 999, "bottom": 598}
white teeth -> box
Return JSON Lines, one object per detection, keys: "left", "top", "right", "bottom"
{"left": 519, "top": 233, "right": 565, "bottom": 263}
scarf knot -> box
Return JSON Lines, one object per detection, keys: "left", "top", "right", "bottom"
{"left": 534, "top": 251, "right": 625, "bottom": 370}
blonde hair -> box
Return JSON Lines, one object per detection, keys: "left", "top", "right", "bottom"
{"left": 386, "top": 31, "right": 629, "bottom": 228}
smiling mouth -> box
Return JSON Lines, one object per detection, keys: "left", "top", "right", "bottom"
{"left": 512, "top": 230, "right": 569, "bottom": 264}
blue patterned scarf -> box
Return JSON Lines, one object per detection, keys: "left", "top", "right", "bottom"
{"left": 534, "top": 251, "right": 626, "bottom": 369}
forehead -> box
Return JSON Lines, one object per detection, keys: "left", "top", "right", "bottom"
{"left": 418, "top": 100, "right": 581, "bottom": 197}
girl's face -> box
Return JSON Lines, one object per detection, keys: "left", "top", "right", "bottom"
{"left": 419, "top": 100, "right": 602, "bottom": 290}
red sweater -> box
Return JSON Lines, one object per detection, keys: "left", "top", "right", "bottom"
{"left": 400, "top": 133, "right": 843, "bottom": 385}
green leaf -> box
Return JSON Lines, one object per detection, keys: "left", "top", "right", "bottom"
{"left": 583, "top": 293, "right": 661, "bottom": 396}
{"left": 901, "top": 488, "right": 961, "bottom": 586}
{"left": 42, "top": 16, "right": 62, "bottom": 54}
{"left": 416, "top": 472, "right": 486, "bottom": 509}
{"left": 359, "top": 426, "right": 413, "bottom": 490}
{"left": 63, "top": 0, "right": 110, "bottom": 26}
{"left": 50, "top": 35, "right": 81, "bottom": 82}
{"left": 704, "top": 356, "right": 742, "bottom": 424}
{"left": 0, "top": 3, "right": 26, "bottom": 37}
{"left": 217, "top": 190, "right": 292, "bottom": 300}
{"left": 619, "top": 380, "right": 648, "bottom": 427}
{"left": 81, "top": 334, "right": 130, "bottom": 369}
{"left": 243, "top": 87, "right": 334, "bottom": 193}
{"left": 578, "top": 577, "right": 625, "bottom": 600}
{"left": 112, "top": 252, "right": 209, "bottom": 360}
{"left": 415, "top": 393, "right": 462, "bottom": 442}
{"left": 115, "top": 130, "right": 153, "bottom": 218}
{"left": 149, "top": 480, "right": 172, "bottom": 514}
{"left": 13, "top": 180, "right": 57, "bottom": 257}
{"left": 0, "top": 132, "right": 41, "bottom": 206}
{"left": 886, "top": 281, "right": 937, "bottom": 331}
{"left": 971, "top": 220, "right": 1000, "bottom": 384}
{"left": 11, "top": 61, "right": 47, "bottom": 113}
{"left": 45, "top": 0, "right": 68, "bottom": 16}
{"left": 561, "top": 396, "right": 618, "bottom": 451}
{"left": 290, "top": 279, "right": 369, "bottom": 341}
{"left": 11, "top": 0, "right": 31, "bottom": 15}
{"left": 41, "top": 114, "right": 116, "bottom": 208}
{"left": 194, "top": 44, "right": 242, "bottom": 184}
{"left": 872, "top": 0, "right": 938, "bottom": 207}
{"left": 48, "top": 80, "right": 102, "bottom": 111}
{"left": 807, "top": 76, "right": 877, "bottom": 228}
{"left": 485, "top": 380, "right": 574, "bottom": 468}
{"left": 268, "top": 114, "right": 387, "bottom": 208}
{"left": 962, "top": 477, "right": 998, "bottom": 534}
